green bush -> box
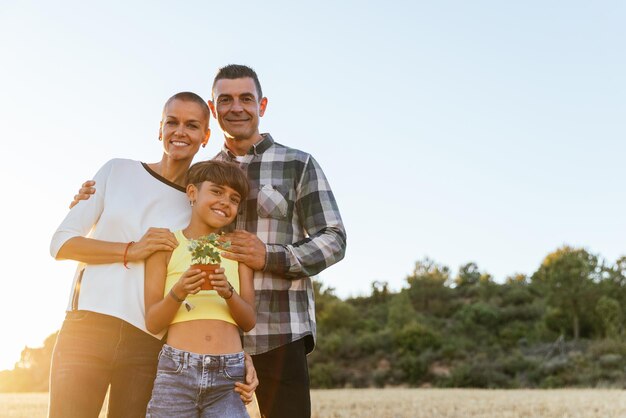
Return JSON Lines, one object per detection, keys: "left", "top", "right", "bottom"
{"left": 446, "top": 359, "right": 511, "bottom": 388}
{"left": 394, "top": 322, "right": 441, "bottom": 354}
{"left": 356, "top": 329, "right": 392, "bottom": 356}
{"left": 309, "top": 362, "right": 345, "bottom": 388}
{"left": 499, "top": 321, "right": 532, "bottom": 348}
{"left": 455, "top": 302, "right": 501, "bottom": 329}
{"left": 394, "top": 353, "right": 428, "bottom": 385}
{"left": 588, "top": 339, "right": 626, "bottom": 358}
{"left": 501, "top": 285, "right": 534, "bottom": 306}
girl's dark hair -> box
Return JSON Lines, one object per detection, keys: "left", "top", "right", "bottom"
{"left": 187, "top": 161, "right": 249, "bottom": 201}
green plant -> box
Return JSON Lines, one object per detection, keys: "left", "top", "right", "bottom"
{"left": 187, "top": 233, "right": 230, "bottom": 265}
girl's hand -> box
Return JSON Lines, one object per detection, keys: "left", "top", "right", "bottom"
{"left": 172, "top": 267, "right": 206, "bottom": 298}
{"left": 210, "top": 270, "right": 234, "bottom": 299}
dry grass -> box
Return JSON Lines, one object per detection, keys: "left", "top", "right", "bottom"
{"left": 311, "top": 388, "right": 626, "bottom": 418}
{"left": 1, "top": 389, "right": 625, "bottom": 418}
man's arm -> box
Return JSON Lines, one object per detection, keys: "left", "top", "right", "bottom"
{"left": 265, "top": 154, "right": 346, "bottom": 277}
{"left": 223, "top": 155, "right": 346, "bottom": 278}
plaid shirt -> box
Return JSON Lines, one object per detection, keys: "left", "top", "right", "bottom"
{"left": 214, "top": 134, "right": 347, "bottom": 355}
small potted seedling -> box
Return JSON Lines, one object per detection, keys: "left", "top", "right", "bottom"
{"left": 188, "top": 233, "right": 230, "bottom": 290}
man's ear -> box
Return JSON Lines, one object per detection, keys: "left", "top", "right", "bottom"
{"left": 208, "top": 100, "right": 217, "bottom": 119}
{"left": 259, "top": 97, "right": 268, "bottom": 117}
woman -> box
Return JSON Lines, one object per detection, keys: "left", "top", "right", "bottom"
{"left": 49, "top": 92, "right": 256, "bottom": 418}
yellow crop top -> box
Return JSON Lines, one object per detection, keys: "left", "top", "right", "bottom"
{"left": 165, "top": 230, "right": 240, "bottom": 326}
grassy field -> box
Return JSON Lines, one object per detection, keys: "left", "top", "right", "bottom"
{"left": 1, "top": 389, "right": 625, "bottom": 417}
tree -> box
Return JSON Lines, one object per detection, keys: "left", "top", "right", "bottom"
{"left": 456, "top": 262, "right": 481, "bottom": 288}
{"left": 600, "top": 256, "right": 626, "bottom": 311}
{"left": 406, "top": 258, "right": 451, "bottom": 315}
{"left": 531, "top": 246, "right": 600, "bottom": 340}
{"left": 595, "top": 296, "right": 622, "bottom": 339}
{"left": 371, "top": 281, "right": 390, "bottom": 303}
{"left": 505, "top": 273, "right": 529, "bottom": 285}
{"left": 313, "top": 279, "right": 340, "bottom": 315}
{"left": 387, "top": 290, "right": 415, "bottom": 331}
{"left": 0, "top": 332, "right": 58, "bottom": 392}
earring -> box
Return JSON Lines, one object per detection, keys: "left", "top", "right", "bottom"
{"left": 202, "top": 143, "right": 206, "bottom": 148}
{"left": 190, "top": 200, "right": 195, "bottom": 207}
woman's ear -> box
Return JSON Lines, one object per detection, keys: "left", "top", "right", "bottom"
{"left": 202, "top": 128, "right": 211, "bottom": 148}
{"left": 208, "top": 100, "right": 217, "bottom": 118}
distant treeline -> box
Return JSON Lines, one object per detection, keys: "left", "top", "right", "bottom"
{"left": 2, "top": 245, "right": 625, "bottom": 392}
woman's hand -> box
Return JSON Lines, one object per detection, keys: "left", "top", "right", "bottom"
{"left": 127, "top": 228, "right": 179, "bottom": 262}
{"left": 234, "top": 353, "right": 259, "bottom": 404}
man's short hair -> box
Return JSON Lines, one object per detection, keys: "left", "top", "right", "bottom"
{"left": 163, "top": 92, "right": 210, "bottom": 126}
{"left": 187, "top": 160, "right": 250, "bottom": 202}
{"left": 212, "top": 64, "right": 263, "bottom": 99}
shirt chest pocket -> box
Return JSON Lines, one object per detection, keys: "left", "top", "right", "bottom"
{"left": 257, "top": 184, "right": 289, "bottom": 219}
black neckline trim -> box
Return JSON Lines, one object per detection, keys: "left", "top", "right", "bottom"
{"left": 141, "top": 162, "right": 186, "bottom": 192}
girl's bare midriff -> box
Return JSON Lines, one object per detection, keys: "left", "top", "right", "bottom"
{"left": 167, "top": 319, "right": 242, "bottom": 354}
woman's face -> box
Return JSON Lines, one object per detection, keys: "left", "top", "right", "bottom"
{"left": 159, "top": 99, "right": 210, "bottom": 162}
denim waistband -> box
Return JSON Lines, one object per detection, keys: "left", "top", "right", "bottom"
{"left": 161, "top": 344, "right": 244, "bottom": 369}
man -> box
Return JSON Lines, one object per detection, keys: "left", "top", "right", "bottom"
{"left": 210, "top": 64, "right": 347, "bottom": 418}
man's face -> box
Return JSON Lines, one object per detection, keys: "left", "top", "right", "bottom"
{"left": 210, "top": 77, "right": 267, "bottom": 143}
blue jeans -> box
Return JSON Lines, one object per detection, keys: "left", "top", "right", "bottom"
{"left": 48, "top": 310, "right": 164, "bottom": 418}
{"left": 146, "top": 344, "right": 249, "bottom": 418}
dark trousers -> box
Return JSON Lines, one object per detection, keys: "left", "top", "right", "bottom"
{"left": 48, "top": 310, "right": 163, "bottom": 418}
{"left": 252, "top": 338, "right": 311, "bottom": 418}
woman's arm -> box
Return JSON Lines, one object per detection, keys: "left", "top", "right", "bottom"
{"left": 212, "top": 263, "right": 256, "bottom": 332}
{"left": 52, "top": 160, "right": 178, "bottom": 265}
{"left": 144, "top": 251, "right": 206, "bottom": 334}
{"left": 56, "top": 228, "right": 179, "bottom": 264}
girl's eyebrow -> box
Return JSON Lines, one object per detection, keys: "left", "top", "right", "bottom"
{"left": 210, "top": 184, "right": 241, "bottom": 198}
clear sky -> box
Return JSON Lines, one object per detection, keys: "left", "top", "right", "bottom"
{"left": 0, "top": 0, "right": 624, "bottom": 371}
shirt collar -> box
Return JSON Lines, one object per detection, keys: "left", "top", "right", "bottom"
{"left": 222, "top": 133, "right": 274, "bottom": 159}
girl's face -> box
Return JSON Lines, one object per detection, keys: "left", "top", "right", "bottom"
{"left": 188, "top": 181, "right": 241, "bottom": 230}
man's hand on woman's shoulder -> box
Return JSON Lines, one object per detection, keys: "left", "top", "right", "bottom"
{"left": 69, "top": 180, "right": 96, "bottom": 209}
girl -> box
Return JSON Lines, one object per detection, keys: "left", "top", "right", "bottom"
{"left": 144, "top": 160, "right": 256, "bottom": 418}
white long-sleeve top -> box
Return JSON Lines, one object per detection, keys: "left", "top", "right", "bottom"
{"left": 50, "top": 158, "right": 191, "bottom": 337}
